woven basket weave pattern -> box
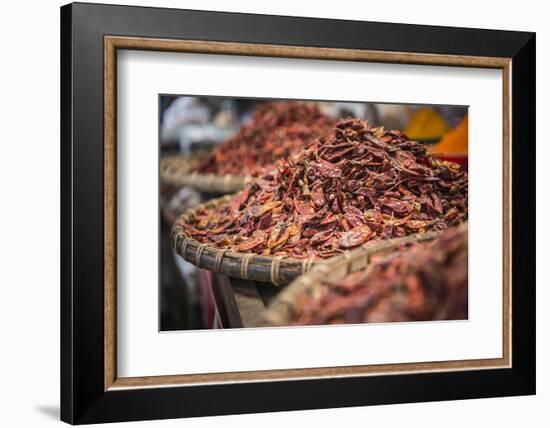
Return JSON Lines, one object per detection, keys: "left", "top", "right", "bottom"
{"left": 172, "top": 195, "right": 323, "bottom": 285}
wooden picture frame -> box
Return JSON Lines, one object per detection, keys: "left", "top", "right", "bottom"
{"left": 61, "top": 2, "right": 535, "bottom": 424}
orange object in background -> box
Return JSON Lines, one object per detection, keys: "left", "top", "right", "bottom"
{"left": 430, "top": 116, "right": 468, "bottom": 155}
{"left": 403, "top": 107, "right": 450, "bottom": 141}
{"left": 430, "top": 116, "right": 468, "bottom": 171}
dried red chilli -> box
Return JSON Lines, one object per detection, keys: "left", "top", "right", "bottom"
{"left": 179, "top": 118, "right": 468, "bottom": 259}
{"left": 196, "top": 101, "right": 332, "bottom": 176}
{"left": 292, "top": 226, "right": 468, "bottom": 325}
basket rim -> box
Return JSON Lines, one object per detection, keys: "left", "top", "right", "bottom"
{"left": 160, "top": 152, "right": 249, "bottom": 193}
{"left": 172, "top": 195, "right": 457, "bottom": 285}
{"left": 171, "top": 194, "right": 325, "bottom": 285}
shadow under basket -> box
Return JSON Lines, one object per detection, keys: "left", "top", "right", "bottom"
{"left": 160, "top": 152, "right": 248, "bottom": 194}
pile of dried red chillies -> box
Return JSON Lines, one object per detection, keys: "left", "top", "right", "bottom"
{"left": 179, "top": 118, "right": 468, "bottom": 259}
{"left": 292, "top": 225, "right": 468, "bottom": 325}
{"left": 197, "top": 101, "right": 332, "bottom": 176}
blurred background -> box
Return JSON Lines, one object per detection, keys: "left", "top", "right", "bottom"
{"left": 159, "top": 96, "right": 468, "bottom": 331}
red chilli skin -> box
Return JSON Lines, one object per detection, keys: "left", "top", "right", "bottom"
{"left": 196, "top": 101, "right": 332, "bottom": 176}
{"left": 180, "top": 118, "right": 468, "bottom": 259}
{"left": 292, "top": 225, "right": 468, "bottom": 324}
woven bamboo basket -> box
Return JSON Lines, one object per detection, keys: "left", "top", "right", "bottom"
{"left": 172, "top": 196, "right": 326, "bottom": 285}
{"left": 262, "top": 226, "right": 458, "bottom": 326}
{"left": 172, "top": 196, "right": 458, "bottom": 287}
{"left": 160, "top": 152, "right": 248, "bottom": 194}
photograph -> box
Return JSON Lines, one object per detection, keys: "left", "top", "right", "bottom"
{"left": 160, "top": 96, "right": 469, "bottom": 330}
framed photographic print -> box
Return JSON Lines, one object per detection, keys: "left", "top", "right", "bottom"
{"left": 61, "top": 2, "right": 536, "bottom": 424}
